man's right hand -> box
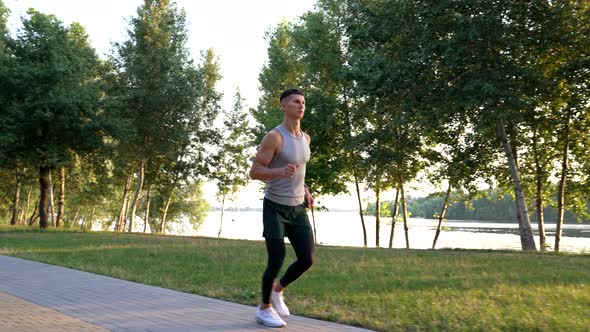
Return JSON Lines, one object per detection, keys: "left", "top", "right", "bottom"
{"left": 281, "top": 164, "right": 299, "bottom": 178}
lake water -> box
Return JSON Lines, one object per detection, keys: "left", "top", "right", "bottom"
{"left": 176, "top": 210, "right": 590, "bottom": 253}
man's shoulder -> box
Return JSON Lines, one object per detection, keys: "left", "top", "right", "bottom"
{"left": 265, "top": 128, "right": 282, "bottom": 140}
{"left": 261, "top": 128, "right": 283, "bottom": 146}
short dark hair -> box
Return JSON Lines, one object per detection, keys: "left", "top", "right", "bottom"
{"left": 279, "top": 88, "right": 304, "bottom": 103}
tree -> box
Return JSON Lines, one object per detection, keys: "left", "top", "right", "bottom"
{"left": 212, "top": 89, "right": 254, "bottom": 237}
{"left": 0, "top": 0, "right": 8, "bottom": 52}
{"left": 540, "top": 1, "right": 590, "bottom": 252}
{"left": 291, "top": 5, "right": 353, "bottom": 197}
{"left": 253, "top": 21, "right": 304, "bottom": 141}
{"left": 4, "top": 10, "right": 104, "bottom": 228}
{"left": 359, "top": 0, "right": 582, "bottom": 250}
{"left": 56, "top": 151, "right": 119, "bottom": 230}
{"left": 262, "top": 4, "right": 372, "bottom": 246}
{"left": 389, "top": 188, "right": 400, "bottom": 249}
{"left": 344, "top": 0, "right": 432, "bottom": 248}
{"left": 519, "top": 115, "right": 555, "bottom": 250}
{"left": 112, "top": 0, "right": 218, "bottom": 232}
{"left": 146, "top": 180, "right": 209, "bottom": 234}
{"left": 299, "top": 3, "right": 381, "bottom": 246}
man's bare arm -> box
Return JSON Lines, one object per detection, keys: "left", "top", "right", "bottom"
{"left": 250, "top": 131, "right": 299, "bottom": 181}
{"left": 303, "top": 133, "right": 314, "bottom": 207}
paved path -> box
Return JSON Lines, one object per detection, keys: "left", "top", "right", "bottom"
{"left": 0, "top": 291, "right": 107, "bottom": 332}
{"left": 0, "top": 255, "right": 374, "bottom": 331}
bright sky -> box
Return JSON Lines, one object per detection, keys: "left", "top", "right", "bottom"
{"left": 5, "top": 0, "right": 316, "bottom": 110}
{"left": 4, "top": 0, "right": 434, "bottom": 209}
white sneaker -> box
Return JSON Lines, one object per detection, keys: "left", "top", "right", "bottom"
{"left": 255, "top": 306, "right": 287, "bottom": 328}
{"left": 271, "top": 290, "right": 290, "bottom": 317}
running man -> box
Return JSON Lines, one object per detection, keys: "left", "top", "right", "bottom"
{"left": 250, "top": 88, "right": 315, "bottom": 328}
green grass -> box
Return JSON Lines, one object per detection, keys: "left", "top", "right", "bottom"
{"left": 1, "top": 225, "right": 589, "bottom": 332}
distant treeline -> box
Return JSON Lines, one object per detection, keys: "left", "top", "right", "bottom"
{"left": 210, "top": 207, "right": 262, "bottom": 212}
{"left": 365, "top": 189, "right": 589, "bottom": 224}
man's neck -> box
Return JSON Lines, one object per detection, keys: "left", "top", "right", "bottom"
{"left": 282, "top": 118, "right": 301, "bottom": 136}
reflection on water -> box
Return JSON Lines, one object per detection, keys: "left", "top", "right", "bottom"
{"left": 181, "top": 211, "right": 590, "bottom": 253}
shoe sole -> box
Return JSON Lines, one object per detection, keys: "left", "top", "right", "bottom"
{"left": 256, "top": 317, "right": 286, "bottom": 328}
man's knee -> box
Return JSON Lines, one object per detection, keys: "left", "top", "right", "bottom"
{"left": 300, "top": 254, "right": 314, "bottom": 270}
{"left": 266, "top": 256, "right": 285, "bottom": 274}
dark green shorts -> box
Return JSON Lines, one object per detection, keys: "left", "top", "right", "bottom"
{"left": 262, "top": 198, "right": 313, "bottom": 239}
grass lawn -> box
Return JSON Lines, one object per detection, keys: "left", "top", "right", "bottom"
{"left": 1, "top": 225, "right": 589, "bottom": 331}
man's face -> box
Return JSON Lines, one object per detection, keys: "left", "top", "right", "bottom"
{"left": 281, "top": 94, "right": 305, "bottom": 119}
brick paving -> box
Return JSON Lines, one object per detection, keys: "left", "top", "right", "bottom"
{"left": 0, "top": 255, "right": 374, "bottom": 331}
{"left": 0, "top": 290, "right": 107, "bottom": 332}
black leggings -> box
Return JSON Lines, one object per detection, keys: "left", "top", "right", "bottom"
{"left": 261, "top": 232, "right": 315, "bottom": 304}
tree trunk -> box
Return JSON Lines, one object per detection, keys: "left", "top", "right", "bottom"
{"left": 433, "top": 183, "right": 452, "bottom": 249}
{"left": 123, "top": 194, "right": 132, "bottom": 230}
{"left": 375, "top": 185, "right": 381, "bottom": 248}
{"left": 341, "top": 89, "right": 367, "bottom": 247}
{"left": 389, "top": 188, "right": 400, "bottom": 248}
{"left": 512, "top": 154, "right": 525, "bottom": 242}
{"left": 509, "top": 126, "right": 523, "bottom": 229}
{"left": 116, "top": 169, "right": 134, "bottom": 232}
{"left": 555, "top": 111, "right": 571, "bottom": 252}
{"left": 129, "top": 160, "right": 145, "bottom": 232}
{"left": 496, "top": 119, "right": 536, "bottom": 251}
{"left": 10, "top": 176, "right": 21, "bottom": 225}
{"left": 160, "top": 193, "right": 173, "bottom": 233}
{"left": 48, "top": 170, "right": 55, "bottom": 227}
{"left": 532, "top": 130, "right": 547, "bottom": 251}
{"left": 56, "top": 167, "right": 65, "bottom": 227}
{"left": 144, "top": 185, "right": 151, "bottom": 233}
{"left": 88, "top": 207, "right": 96, "bottom": 231}
{"left": 218, "top": 193, "right": 225, "bottom": 238}
{"left": 39, "top": 166, "right": 51, "bottom": 229}
{"left": 354, "top": 173, "right": 368, "bottom": 247}
{"left": 21, "top": 186, "right": 32, "bottom": 225}
{"left": 71, "top": 206, "right": 81, "bottom": 229}
{"left": 311, "top": 207, "right": 317, "bottom": 245}
{"left": 401, "top": 186, "right": 410, "bottom": 249}
{"left": 28, "top": 199, "right": 39, "bottom": 226}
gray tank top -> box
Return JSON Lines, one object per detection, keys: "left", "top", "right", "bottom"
{"left": 264, "top": 124, "right": 311, "bottom": 206}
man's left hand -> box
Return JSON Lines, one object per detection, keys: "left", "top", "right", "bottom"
{"left": 304, "top": 186, "right": 314, "bottom": 209}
